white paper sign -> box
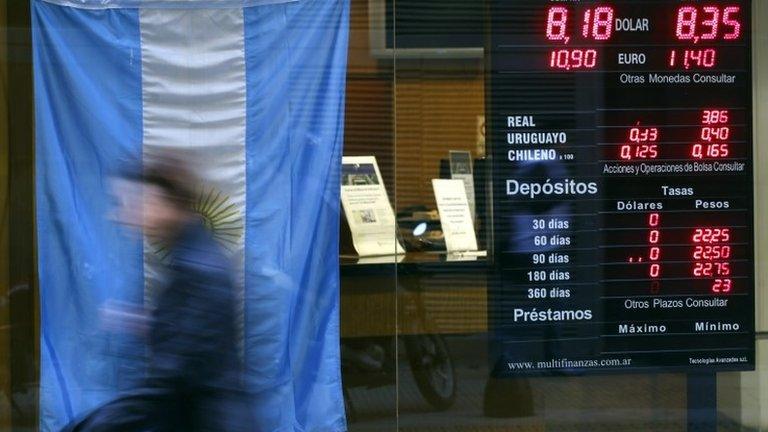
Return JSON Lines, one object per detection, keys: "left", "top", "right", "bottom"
{"left": 449, "top": 150, "right": 476, "bottom": 223}
{"left": 341, "top": 156, "right": 405, "bottom": 257}
{"left": 432, "top": 179, "right": 478, "bottom": 253}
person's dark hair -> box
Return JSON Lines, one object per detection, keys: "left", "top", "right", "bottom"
{"left": 119, "top": 153, "right": 196, "bottom": 210}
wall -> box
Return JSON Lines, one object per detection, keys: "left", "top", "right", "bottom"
{"left": 5, "top": 1, "right": 37, "bottom": 427}
{"left": 745, "top": 0, "right": 768, "bottom": 426}
{"left": 752, "top": 0, "right": 768, "bottom": 340}
{"left": 0, "top": 0, "right": 10, "bottom": 426}
{"left": 394, "top": 65, "right": 484, "bottom": 209}
{"left": 720, "top": 1, "right": 768, "bottom": 427}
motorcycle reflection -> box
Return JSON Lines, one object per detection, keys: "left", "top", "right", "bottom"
{"left": 340, "top": 206, "right": 460, "bottom": 421}
{"left": 341, "top": 333, "right": 456, "bottom": 421}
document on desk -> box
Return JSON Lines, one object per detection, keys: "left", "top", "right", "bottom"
{"left": 341, "top": 156, "right": 405, "bottom": 256}
{"left": 432, "top": 179, "right": 478, "bottom": 253}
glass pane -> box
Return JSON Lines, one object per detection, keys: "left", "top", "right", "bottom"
{"left": 392, "top": 1, "right": 767, "bottom": 431}
{"left": 0, "top": 5, "right": 9, "bottom": 424}
{"left": 341, "top": 1, "right": 398, "bottom": 430}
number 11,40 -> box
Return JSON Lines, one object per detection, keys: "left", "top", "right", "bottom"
{"left": 669, "top": 48, "right": 717, "bottom": 69}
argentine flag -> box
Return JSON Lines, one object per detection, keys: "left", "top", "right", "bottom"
{"left": 32, "top": 0, "right": 349, "bottom": 430}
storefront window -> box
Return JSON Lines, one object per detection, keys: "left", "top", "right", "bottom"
{"left": 343, "top": 0, "right": 768, "bottom": 430}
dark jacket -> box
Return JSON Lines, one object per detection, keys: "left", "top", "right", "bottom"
{"left": 64, "top": 219, "right": 251, "bottom": 432}
{"left": 150, "top": 220, "right": 240, "bottom": 390}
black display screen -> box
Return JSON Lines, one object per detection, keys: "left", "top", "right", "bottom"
{"left": 487, "top": 0, "right": 754, "bottom": 375}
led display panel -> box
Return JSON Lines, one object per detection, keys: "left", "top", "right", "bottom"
{"left": 488, "top": 0, "right": 754, "bottom": 375}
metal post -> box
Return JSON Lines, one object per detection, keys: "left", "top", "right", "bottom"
{"left": 687, "top": 373, "right": 717, "bottom": 432}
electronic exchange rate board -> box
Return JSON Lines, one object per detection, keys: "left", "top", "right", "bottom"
{"left": 488, "top": 0, "right": 754, "bottom": 375}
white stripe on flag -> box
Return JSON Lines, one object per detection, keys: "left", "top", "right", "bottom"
{"left": 139, "top": 8, "right": 246, "bottom": 330}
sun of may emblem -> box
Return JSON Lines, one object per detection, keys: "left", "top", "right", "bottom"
{"left": 150, "top": 184, "right": 242, "bottom": 260}
{"left": 192, "top": 185, "right": 244, "bottom": 250}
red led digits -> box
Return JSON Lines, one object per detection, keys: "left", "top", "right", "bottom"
{"left": 550, "top": 49, "right": 598, "bottom": 70}
{"left": 669, "top": 5, "right": 741, "bottom": 69}
{"left": 676, "top": 6, "right": 698, "bottom": 41}
{"left": 591, "top": 6, "right": 614, "bottom": 40}
{"left": 702, "top": 109, "right": 729, "bottom": 124}
{"left": 691, "top": 227, "right": 733, "bottom": 293}
{"left": 647, "top": 213, "right": 662, "bottom": 280}
{"left": 701, "top": 125, "right": 730, "bottom": 141}
{"left": 693, "top": 262, "right": 731, "bottom": 277}
{"left": 669, "top": 49, "right": 717, "bottom": 69}
{"left": 692, "top": 227, "right": 731, "bottom": 243}
{"left": 545, "top": 5, "right": 614, "bottom": 70}
{"left": 579, "top": 6, "right": 614, "bottom": 40}
{"left": 722, "top": 6, "right": 742, "bottom": 39}
{"left": 692, "top": 110, "right": 730, "bottom": 159}
{"left": 675, "top": 5, "right": 742, "bottom": 43}
{"left": 712, "top": 279, "right": 733, "bottom": 293}
{"left": 626, "top": 213, "right": 664, "bottom": 284}
{"left": 700, "top": 6, "right": 720, "bottom": 40}
{"left": 648, "top": 212, "right": 659, "bottom": 226}
{"left": 620, "top": 124, "right": 659, "bottom": 160}
{"left": 692, "top": 143, "right": 729, "bottom": 158}
{"left": 546, "top": 6, "right": 570, "bottom": 43}
{"left": 693, "top": 245, "right": 731, "bottom": 260}
{"left": 546, "top": 5, "right": 615, "bottom": 43}
{"left": 581, "top": 9, "right": 591, "bottom": 38}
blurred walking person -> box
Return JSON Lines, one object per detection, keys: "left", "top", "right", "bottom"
{"left": 63, "top": 155, "right": 251, "bottom": 432}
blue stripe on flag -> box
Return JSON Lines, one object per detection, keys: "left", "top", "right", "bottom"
{"left": 43, "top": 332, "right": 74, "bottom": 422}
{"left": 243, "top": 1, "right": 349, "bottom": 430}
{"left": 33, "top": 2, "right": 144, "bottom": 430}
